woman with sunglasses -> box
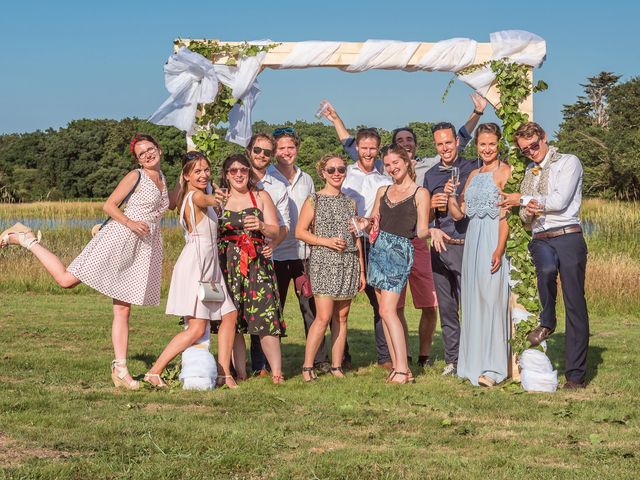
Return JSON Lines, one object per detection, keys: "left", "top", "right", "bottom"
{"left": 0, "top": 134, "right": 173, "bottom": 389}
{"left": 296, "top": 154, "right": 366, "bottom": 381}
{"left": 217, "top": 154, "right": 286, "bottom": 385}
{"left": 445, "top": 123, "right": 511, "bottom": 387}
{"left": 144, "top": 152, "right": 236, "bottom": 388}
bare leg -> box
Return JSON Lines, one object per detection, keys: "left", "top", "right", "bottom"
{"left": 419, "top": 307, "right": 438, "bottom": 357}
{"left": 217, "top": 310, "right": 238, "bottom": 387}
{"left": 330, "top": 300, "right": 351, "bottom": 376}
{"left": 397, "top": 306, "right": 411, "bottom": 360}
{"left": 20, "top": 238, "right": 80, "bottom": 288}
{"left": 232, "top": 333, "right": 248, "bottom": 380}
{"left": 376, "top": 290, "right": 396, "bottom": 369}
{"left": 302, "top": 296, "right": 334, "bottom": 381}
{"left": 379, "top": 290, "right": 409, "bottom": 381}
{"left": 260, "top": 336, "right": 283, "bottom": 381}
{"left": 146, "top": 317, "right": 208, "bottom": 382}
{"left": 112, "top": 300, "right": 134, "bottom": 384}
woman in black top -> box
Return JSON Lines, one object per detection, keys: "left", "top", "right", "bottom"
{"left": 354, "top": 145, "right": 431, "bottom": 384}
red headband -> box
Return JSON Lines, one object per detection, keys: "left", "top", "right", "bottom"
{"left": 129, "top": 134, "right": 140, "bottom": 154}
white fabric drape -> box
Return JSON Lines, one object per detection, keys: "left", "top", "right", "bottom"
{"left": 150, "top": 41, "right": 270, "bottom": 145}
{"left": 345, "top": 40, "right": 420, "bottom": 71}
{"left": 279, "top": 41, "right": 341, "bottom": 68}
{"left": 413, "top": 37, "right": 477, "bottom": 72}
{"left": 148, "top": 48, "right": 219, "bottom": 134}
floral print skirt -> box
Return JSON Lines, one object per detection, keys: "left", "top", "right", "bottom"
{"left": 367, "top": 230, "right": 414, "bottom": 294}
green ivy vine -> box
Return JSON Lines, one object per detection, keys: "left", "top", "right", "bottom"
{"left": 455, "top": 60, "right": 548, "bottom": 355}
{"left": 173, "top": 39, "right": 279, "bottom": 162}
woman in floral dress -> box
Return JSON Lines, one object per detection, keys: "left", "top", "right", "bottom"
{"left": 217, "top": 154, "right": 286, "bottom": 385}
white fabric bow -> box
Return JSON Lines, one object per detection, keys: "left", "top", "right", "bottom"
{"left": 149, "top": 48, "right": 218, "bottom": 134}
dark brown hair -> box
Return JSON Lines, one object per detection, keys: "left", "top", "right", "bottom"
{"left": 218, "top": 153, "right": 259, "bottom": 192}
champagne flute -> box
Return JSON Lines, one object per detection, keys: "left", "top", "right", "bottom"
{"left": 450, "top": 166, "right": 460, "bottom": 196}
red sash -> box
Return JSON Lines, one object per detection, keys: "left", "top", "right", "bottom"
{"left": 224, "top": 190, "right": 263, "bottom": 276}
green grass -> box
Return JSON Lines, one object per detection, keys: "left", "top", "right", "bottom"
{"left": 1, "top": 293, "right": 639, "bottom": 479}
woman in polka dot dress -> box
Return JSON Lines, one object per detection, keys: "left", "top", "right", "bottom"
{"left": 0, "top": 134, "right": 173, "bottom": 390}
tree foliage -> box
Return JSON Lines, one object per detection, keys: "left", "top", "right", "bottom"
{"left": 556, "top": 72, "right": 640, "bottom": 200}
{"left": 0, "top": 118, "right": 448, "bottom": 202}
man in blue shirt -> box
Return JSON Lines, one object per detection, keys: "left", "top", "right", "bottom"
{"left": 424, "top": 122, "right": 480, "bottom": 376}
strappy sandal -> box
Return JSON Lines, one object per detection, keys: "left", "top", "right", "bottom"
{"left": 271, "top": 373, "right": 285, "bottom": 385}
{"left": 143, "top": 373, "right": 167, "bottom": 388}
{"left": 111, "top": 359, "right": 140, "bottom": 390}
{"left": 302, "top": 366, "right": 317, "bottom": 383}
{"left": 384, "top": 369, "right": 396, "bottom": 384}
{"left": 478, "top": 375, "right": 497, "bottom": 387}
{"left": 330, "top": 366, "right": 345, "bottom": 378}
{"left": 387, "top": 371, "right": 415, "bottom": 385}
{"left": 0, "top": 222, "right": 41, "bottom": 249}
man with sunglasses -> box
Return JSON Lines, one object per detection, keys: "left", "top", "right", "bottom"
{"left": 499, "top": 122, "right": 589, "bottom": 389}
{"left": 245, "top": 133, "right": 292, "bottom": 376}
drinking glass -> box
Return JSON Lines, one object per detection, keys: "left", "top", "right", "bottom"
{"left": 315, "top": 100, "right": 330, "bottom": 119}
{"left": 450, "top": 166, "right": 460, "bottom": 194}
{"left": 350, "top": 216, "right": 364, "bottom": 237}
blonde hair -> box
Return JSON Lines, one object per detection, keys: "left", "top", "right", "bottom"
{"left": 382, "top": 145, "right": 416, "bottom": 182}
{"left": 315, "top": 153, "right": 346, "bottom": 178}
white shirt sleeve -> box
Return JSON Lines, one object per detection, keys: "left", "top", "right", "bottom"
{"left": 542, "top": 155, "right": 583, "bottom": 213}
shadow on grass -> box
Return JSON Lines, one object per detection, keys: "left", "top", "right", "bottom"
{"left": 545, "top": 332, "right": 605, "bottom": 383}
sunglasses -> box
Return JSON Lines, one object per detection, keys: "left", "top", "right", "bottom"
{"left": 325, "top": 166, "right": 347, "bottom": 175}
{"left": 519, "top": 137, "right": 542, "bottom": 156}
{"left": 227, "top": 167, "right": 250, "bottom": 176}
{"left": 252, "top": 146, "right": 273, "bottom": 157}
{"left": 272, "top": 127, "right": 295, "bottom": 137}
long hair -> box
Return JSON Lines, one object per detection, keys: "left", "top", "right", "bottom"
{"left": 382, "top": 144, "right": 416, "bottom": 182}
{"left": 218, "top": 153, "right": 259, "bottom": 192}
{"left": 177, "top": 151, "right": 210, "bottom": 210}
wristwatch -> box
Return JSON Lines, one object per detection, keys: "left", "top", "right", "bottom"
{"left": 473, "top": 109, "right": 484, "bottom": 116}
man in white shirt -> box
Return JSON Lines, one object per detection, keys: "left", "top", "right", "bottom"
{"left": 266, "top": 127, "right": 332, "bottom": 370}
{"left": 504, "top": 122, "right": 589, "bottom": 389}
{"left": 245, "top": 133, "right": 291, "bottom": 375}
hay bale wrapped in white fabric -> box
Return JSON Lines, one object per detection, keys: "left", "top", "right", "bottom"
{"left": 179, "top": 323, "right": 217, "bottom": 390}
{"left": 520, "top": 342, "right": 558, "bottom": 393}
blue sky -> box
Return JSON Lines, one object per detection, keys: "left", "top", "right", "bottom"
{"left": 1, "top": 0, "right": 637, "bottom": 139}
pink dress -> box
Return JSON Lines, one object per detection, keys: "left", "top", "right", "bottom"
{"left": 67, "top": 169, "right": 169, "bottom": 305}
{"left": 165, "top": 191, "right": 235, "bottom": 320}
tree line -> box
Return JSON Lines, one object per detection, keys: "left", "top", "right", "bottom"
{"left": 0, "top": 71, "right": 637, "bottom": 202}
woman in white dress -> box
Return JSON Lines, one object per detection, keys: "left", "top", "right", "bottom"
{"left": 0, "top": 134, "right": 173, "bottom": 390}
{"left": 144, "top": 152, "right": 237, "bottom": 388}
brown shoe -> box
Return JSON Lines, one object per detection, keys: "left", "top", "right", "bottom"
{"left": 257, "top": 368, "right": 269, "bottom": 378}
{"left": 527, "top": 326, "right": 554, "bottom": 347}
{"left": 563, "top": 380, "right": 586, "bottom": 390}
{"left": 378, "top": 361, "right": 393, "bottom": 372}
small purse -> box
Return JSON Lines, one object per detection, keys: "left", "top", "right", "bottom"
{"left": 189, "top": 192, "right": 226, "bottom": 304}
{"left": 91, "top": 170, "right": 142, "bottom": 236}
{"left": 295, "top": 194, "right": 316, "bottom": 299}
{"left": 198, "top": 281, "right": 225, "bottom": 303}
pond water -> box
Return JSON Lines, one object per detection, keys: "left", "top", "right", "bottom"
{"left": 0, "top": 217, "right": 180, "bottom": 230}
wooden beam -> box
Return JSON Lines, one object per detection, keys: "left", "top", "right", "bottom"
{"left": 174, "top": 40, "right": 495, "bottom": 68}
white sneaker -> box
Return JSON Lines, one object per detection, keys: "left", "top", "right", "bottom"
{"left": 441, "top": 363, "right": 457, "bottom": 376}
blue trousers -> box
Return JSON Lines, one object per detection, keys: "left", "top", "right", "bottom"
{"left": 529, "top": 230, "right": 589, "bottom": 382}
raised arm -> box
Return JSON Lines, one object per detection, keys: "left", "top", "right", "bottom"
{"left": 322, "top": 101, "right": 359, "bottom": 162}
{"left": 458, "top": 93, "right": 488, "bottom": 151}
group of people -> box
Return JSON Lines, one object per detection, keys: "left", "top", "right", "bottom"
{"left": 0, "top": 96, "right": 590, "bottom": 390}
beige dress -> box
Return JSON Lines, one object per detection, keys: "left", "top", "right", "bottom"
{"left": 67, "top": 169, "right": 168, "bottom": 305}
{"left": 165, "top": 191, "right": 235, "bottom": 319}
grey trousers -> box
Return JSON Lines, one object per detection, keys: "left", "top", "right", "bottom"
{"left": 430, "top": 244, "right": 464, "bottom": 365}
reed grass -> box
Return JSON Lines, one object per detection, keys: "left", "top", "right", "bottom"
{"left": 1, "top": 200, "right": 638, "bottom": 313}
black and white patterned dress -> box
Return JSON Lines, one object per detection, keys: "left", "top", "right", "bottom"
{"left": 307, "top": 193, "right": 360, "bottom": 300}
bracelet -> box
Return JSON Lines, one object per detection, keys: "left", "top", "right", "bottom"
{"left": 473, "top": 109, "right": 484, "bottom": 116}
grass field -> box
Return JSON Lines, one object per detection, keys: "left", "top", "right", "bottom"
{"left": 0, "top": 199, "right": 639, "bottom": 478}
